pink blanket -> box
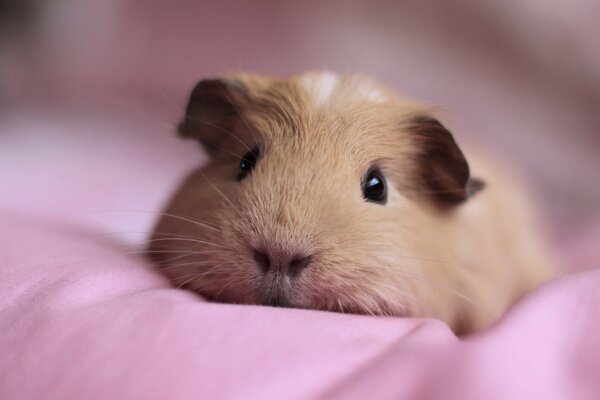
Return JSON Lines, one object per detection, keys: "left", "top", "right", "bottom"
{"left": 1, "top": 109, "right": 600, "bottom": 399}
{"left": 1, "top": 213, "right": 599, "bottom": 399}
{"left": 3, "top": 1, "right": 600, "bottom": 397}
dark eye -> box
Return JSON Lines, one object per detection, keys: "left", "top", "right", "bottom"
{"left": 362, "top": 167, "right": 387, "bottom": 204}
{"left": 237, "top": 146, "right": 260, "bottom": 181}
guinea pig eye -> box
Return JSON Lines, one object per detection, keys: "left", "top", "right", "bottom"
{"left": 237, "top": 146, "right": 260, "bottom": 181}
{"left": 362, "top": 167, "right": 387, "bottom": 204}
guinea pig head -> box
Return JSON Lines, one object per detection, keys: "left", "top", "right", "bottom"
{"left": 149, "top": 72, "right": 483, "bottom": 321}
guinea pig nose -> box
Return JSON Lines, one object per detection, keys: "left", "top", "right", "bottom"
{"left": 253, "top": 249, "right": 271, "bottom": 273}
{"left": 253, "top": 247, "right": 312, "bottom": 276}
{"left": 287, "top": 254, "right": 312, "bottom": 276}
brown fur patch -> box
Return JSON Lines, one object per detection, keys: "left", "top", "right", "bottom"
{"left": 406, "top": 115, "right": 471, "bottom": 207}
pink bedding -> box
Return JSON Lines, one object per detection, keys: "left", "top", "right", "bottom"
{"left": 1, "top": 213, "right": 600, "bottom": 400}
{"left": 3, "top": 1, "right": 600, "bottom": 397}
{"left": 1, "top": 107, "right": 599, "bottom": 399}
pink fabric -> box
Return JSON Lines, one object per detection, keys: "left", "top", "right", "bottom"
{"left": 3, "top": 1, "right": 600, "bottom": 397}
{"left": 1, "top": 214, "right": 599, "bottom": 399}
{"left": 1, "top": 105, "right": 599, "bottom": 400}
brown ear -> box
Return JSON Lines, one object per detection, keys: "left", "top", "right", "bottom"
{"left": 407, "top": 115, "right": 484, "bottom": 207}
{"left": 178, "top": 78, "right": 249, "bottom": 155}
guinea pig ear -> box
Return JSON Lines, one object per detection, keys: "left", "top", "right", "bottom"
{"left": 406, "top": 115, "right": 485, "bottom": 207}
{"left": 177, "top": 78, "right": 249, "bottom": 154}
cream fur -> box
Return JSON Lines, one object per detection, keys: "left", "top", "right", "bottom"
{"left": 148, "top": 71, "right": 555, "bottom": 334}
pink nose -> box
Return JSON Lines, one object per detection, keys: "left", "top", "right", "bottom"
{"left": 253, "top": 248, "right": 312, "bottom": 277}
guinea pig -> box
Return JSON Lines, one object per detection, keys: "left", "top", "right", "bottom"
{"left": 147, "top": 71, "right": 555, "bottom": 334}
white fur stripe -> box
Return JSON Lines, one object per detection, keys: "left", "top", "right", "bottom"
{"left": 300, "top": 72, "right": 339, "bottom": 107}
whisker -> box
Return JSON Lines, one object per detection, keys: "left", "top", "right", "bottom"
{"left": 198, "top": 171, "right": 245, "bottom": 220}
{"left": 212, "top": 273, "right": 239, "bottom": 299}
{"left": 149, "top": 252, "right": 206, "bottom": 266}
{"left": 108, "top": 90, "right": 251, "bottom": 161}
{"left": 175, "top": 262, "right": 229, "bottom": 289}
{"left": 142, "top": 237, "right": 227, "bottom": 249}
{"left": 149, "top": 80, "right": 183, "bottom": 112}
{"left": 186, "top": 117, "right": 253, "bottom": 154}
{"left": 71, "top": 210, "right": 222, "bottom": 232}
{"left": 157, "top": 259, "right": 224, "bottom": 271}
{"left": 155, "top": 212, "right": 222, "bottom": 232}
{"left": 134, "top": 249, "right": 228, "bottom": 256}
{"left": 111, "top": 230, "right": 204, "bottom": 239}
{"left": 107, "top": 95, "right": 176, "bottom": 134}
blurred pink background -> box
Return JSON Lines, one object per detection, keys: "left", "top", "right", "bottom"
{"left": 1, "top": 0, "right": 599, "bottom": 269}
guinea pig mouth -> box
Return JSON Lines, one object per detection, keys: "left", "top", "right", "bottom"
{"left": 259, "top": 278, "right": 294, "bottom": 308}
{"left": 260, "top": 293, "right": 292, "bottom": 308}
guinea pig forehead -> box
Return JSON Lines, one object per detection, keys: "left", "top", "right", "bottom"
{"left": 246, "top": 81, "right": 400, "bottom": 159}
{"left": 334, "top": 108, "right": 409, "bottom": 164}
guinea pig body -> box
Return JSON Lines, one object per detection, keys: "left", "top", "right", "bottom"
{"left": 148, "top": 72, "right": 554, "bottom": 334}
